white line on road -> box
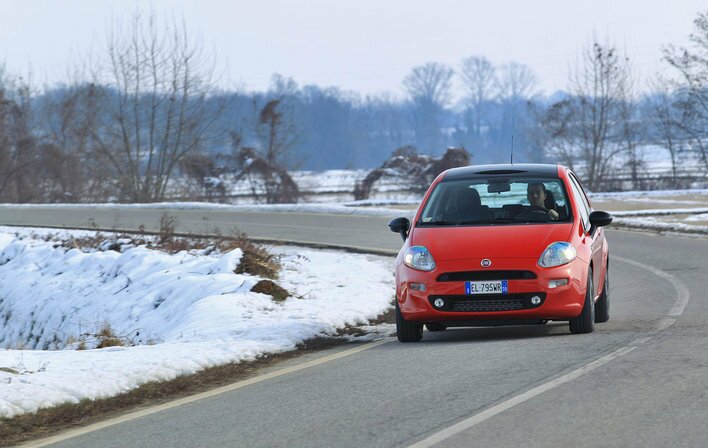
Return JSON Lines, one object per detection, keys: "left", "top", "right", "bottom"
{"left": 615, "top": 256, "right": 691, "bottom": 317}
{"left": 407, "top": 255, "right": 690, "bottom": 448}
{"left": 21, "top": 339, "right": 391, "bottom": 448}
{"left": 408, "top": 346, "right": 637, "bottom": 448}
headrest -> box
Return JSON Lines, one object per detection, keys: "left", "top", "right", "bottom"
{"left": 458, "top": 187, "right": 481, "bottom": 208}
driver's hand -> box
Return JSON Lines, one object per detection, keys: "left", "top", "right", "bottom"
{"left": 548, "top": 210, "right": 559, "bottom": 221}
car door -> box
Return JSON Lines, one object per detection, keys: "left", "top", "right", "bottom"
{"left": 567, "top": 172, "right": 603, "bottom": 296}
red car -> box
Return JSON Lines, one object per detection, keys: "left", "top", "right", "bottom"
{"left": 388, "top": 164, "right": 612, "bottom": 342}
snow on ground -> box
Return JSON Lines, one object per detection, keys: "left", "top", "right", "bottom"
{"left": 684, "top": 213, "right": 708, "bottom": 222}
{"left": 587, "top": 188, "right": 708, "bottom": 199}
{"left": 0, "top": 230, "right": 395, "bottom": 418}
{"left": 612, "top": 217, "right": 708, "bottom": 234}
{"left": 611, "top": 207, "right": 708, "bottom": 217}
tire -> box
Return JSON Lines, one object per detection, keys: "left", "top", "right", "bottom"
{"left": 595, "top": 263, "right": 610, "bottom": 323}
{"left": 569, "top": 268, "right": 595, "bottom": 334}
{"left": 396, "top": 302, "right": 423, "bottom": 342}
{"left": 425, "top": 323, "right": 447, "bottom": 332}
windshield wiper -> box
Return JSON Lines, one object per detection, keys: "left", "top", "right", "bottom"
{"left": 419, "top": 220, "right": 459, "bottom": 226}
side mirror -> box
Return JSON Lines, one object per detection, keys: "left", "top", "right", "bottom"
{"left": 388, "top": 217, "right": 410, "bottom": 242}
{"left": 589, "top": 210, "right": 613, "bottom": 234}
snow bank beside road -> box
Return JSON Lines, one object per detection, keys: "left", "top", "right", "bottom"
{"left": 0, "top": 232, "right": 395, "bottom": 418}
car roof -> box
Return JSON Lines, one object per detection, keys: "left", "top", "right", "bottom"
{"left": 442, "top": 163, "right": 562, "bottom": 180}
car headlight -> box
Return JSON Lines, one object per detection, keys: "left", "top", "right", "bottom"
{"left": 538, "top": 242, "right": 576, "bottom": 268}
{"left": 404, "top": 246, "right": 436, "bottom": 271}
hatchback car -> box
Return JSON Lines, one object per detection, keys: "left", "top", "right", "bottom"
{"left": 388, "top": 164, "right": 612, "bottom": 342}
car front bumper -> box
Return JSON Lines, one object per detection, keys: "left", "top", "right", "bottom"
{"left": 397, "top": 257, "right": 587, "bottom": 322}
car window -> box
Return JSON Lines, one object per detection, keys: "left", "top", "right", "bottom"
{"left": 568, "top": 174, "right": 590, "bottom": 231}
{"left": 570, "top": 173, "right": 592, "bottom": 211}
{"left": 418, "top": 178, "right": 572, "bottom": 226}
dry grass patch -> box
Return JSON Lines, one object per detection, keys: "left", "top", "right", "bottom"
{"left": 27, "top": 215, "right": 281, "bottom": 280}
{"left": 251, "top": 279, "right": 290, "bottom": 302}
{"left": 94, "top": 323, "right": 125, "bottom": 349}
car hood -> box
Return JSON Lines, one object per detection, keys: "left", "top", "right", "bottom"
{"left": 411, "top": 223, "right": 574, "bottom": 261}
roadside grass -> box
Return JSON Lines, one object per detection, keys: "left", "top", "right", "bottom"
{"left": 0, "top": 304, "right": 395, "bottom": 447}
{"left": 94, "top": 323, "right": 125, "bottom": 349}
{"left": 28, "top": 215, "right": 281, "bottom": 283}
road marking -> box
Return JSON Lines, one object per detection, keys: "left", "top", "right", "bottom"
{"left": 408, "top": 346, "right": 637, "bottom": 448}
{"left": 20, "top": 339, "right": 391, "bottom": 448}
{"left": 617, "top": 258, "right": 690, "bottom": 317}
{"left": 408, "top": 255, "right": 690, "bottom": 448}
{"left": 630, "top": 336, "right": 652, "bottom": 346}
{"left": 652, "top": 317, "right": 677, "bottom": 332}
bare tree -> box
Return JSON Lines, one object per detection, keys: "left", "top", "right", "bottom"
{"left": 93, "top": 11, "right": 224, "bottom": 202}
{"left": 232, "top": 146, "right": 299, "bottom": 204}
{"left": 498, "top": 62, "right": 537, "bottom": 101}
{"left": 402, "top": 62, "right": 454, "bottom": 153}
{"left": 403, "top": 62, "right": 454, "bottom": 107}
{"left": 539, "top": 41, "right": 634, "bottom": 191}
{"left": 498, "top": 62, "right": 537, "bottom": 144}
{"left": 231, "top": 96, "right": 302, "bottom": 203}
{"left": 646, "top": 79, "right": 688, "bottom": 187}
{"left": 459, "top": 56, "right": 497, "bottom": 136}
{"left": 0, "top": 70, "right": 42, "bottom": 202}
{"left": 256, "top": 99, "right": 300, "bottom": 167}
{"left": 620, "top": 86, "right": 643, "bottom": 189}
{"left": 40, "top": 82, "right": 115, "bottom": 201}
{"left": 0, "top": 69, "right": 16, "bottom": 200}
{"left": 664, "top": 10, "right": 708, "bottom": 171}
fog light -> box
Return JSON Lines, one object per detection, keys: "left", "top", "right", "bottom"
{"left": 548, "top": 278, "right": 569, "bottom": 289}
{"left": 433, "top": 298, "right": 445, "bottom": 308}
{"left": 530, "top": 296, "right": 542, "bottom": 306}
{"left": 410, "top": 282, "right": 426, "bottom": 292}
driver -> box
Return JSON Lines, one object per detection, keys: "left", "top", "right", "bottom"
{"left": 527, "top": 183, "right": 559, "bottom": 221}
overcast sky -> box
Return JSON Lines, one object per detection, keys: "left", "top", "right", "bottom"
{"left": 0, "top": 0, "right": 705, "bottom": 98}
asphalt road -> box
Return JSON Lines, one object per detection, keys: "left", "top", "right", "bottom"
{"left": 2, "top": 205, "right": 706, "bottom": 448}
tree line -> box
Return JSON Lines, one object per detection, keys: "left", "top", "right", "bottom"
{"left": 1, "top": 10, "right": 707, "bottom": 203}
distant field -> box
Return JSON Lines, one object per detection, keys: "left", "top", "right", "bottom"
{"left": 590, "top": 194, "right": 708, "bottom": 212}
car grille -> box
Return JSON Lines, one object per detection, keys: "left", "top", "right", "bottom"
{"left": 436, "top": 270, "right": 536, "bottom": 282}
{"left": 428, "top": 293, "right": 546, "bottom": 312}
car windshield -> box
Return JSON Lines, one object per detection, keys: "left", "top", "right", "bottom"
{"left": 418, "top": 178, "right": 572, "bottom": 226}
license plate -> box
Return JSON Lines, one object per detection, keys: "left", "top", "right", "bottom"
{"left": 465, "top": 280, "right": 508, "bottom": 294}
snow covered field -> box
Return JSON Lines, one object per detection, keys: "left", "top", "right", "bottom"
{"left": 0, "top": 228, "right": 395, "bottom": 418}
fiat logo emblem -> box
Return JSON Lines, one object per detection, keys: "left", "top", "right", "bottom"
{"left": 481, "top": 259, "right": 492, "bottom": 268}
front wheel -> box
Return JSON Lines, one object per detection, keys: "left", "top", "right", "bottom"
{"left": 396, "top": 302, "right": 423, "bottom": 342}
{"left": 595, "top": 263, "right": 610, "bottom": 323}
{"left": 569, "top": 268, "right": 595, "bottom": 334}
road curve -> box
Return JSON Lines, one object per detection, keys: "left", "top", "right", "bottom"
{"left": 2, "top": 205, "right": 707, "bottom": 448}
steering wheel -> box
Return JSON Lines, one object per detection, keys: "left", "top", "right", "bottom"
{"left": 523, "top": 206, "right": 553, "bottom": 222}
{"left": 529, "top": 206, "right": 548, "bottom": 213}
